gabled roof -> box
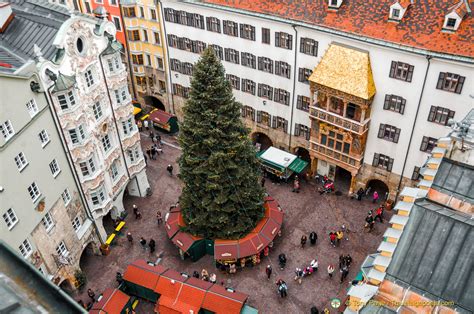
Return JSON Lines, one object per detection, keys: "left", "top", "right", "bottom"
{"left": 432, "top": 158, "right": 474, "bottom": 204}
{"left": 201, "top": 0, "right": 474, "bottom": 59}
{"left": 448, "top": 0, "right": 470, "bottom": 18}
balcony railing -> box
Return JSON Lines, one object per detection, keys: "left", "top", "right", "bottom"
{"left": 310, "top": 141, "right": 363, "bottom": 170}
{"left": 310, "top": 106, "right": 369, "bottom": 134}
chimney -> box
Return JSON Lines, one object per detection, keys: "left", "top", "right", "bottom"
{"left": 0, "top": 2, "right": 14, "bottom": 33}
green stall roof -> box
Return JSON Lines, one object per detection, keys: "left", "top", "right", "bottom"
{"left": 288, "top": 158, "right": 308, "bottom": 173}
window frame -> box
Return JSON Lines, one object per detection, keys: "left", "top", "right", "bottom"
{"left": 38, "top": 129, "right": 50, "bottom": 147}
{"left": 1, "top": 120, "right": 15, "bottom": 141}
{"left": 72, "top": 216, "right": 82, "bottom": 232}
{"left": 297, "top": 95, "right": 310, "bottom": 112}
{"left": 28, "top": 182, "right": 41, "bottom": 202}
{"left": 49, "top": 159, "right": 61, "bottom": 177}
{"left": 241, "top": 79, "right": 256, "bottom": 95}
{"left": 42, "top": 212, "right": 55, "bottom": 232}
{"left": 84, "top": 69, "right": 95, "bottom": 88}
{"left": 372, "top": 153, "right": 394, "bottom": 172}
{"left": 240, "top": 23, "right": 255, "bottom": 40}
{"left": 383, "top": 94, "right": 406, "bottom": 114}
{"left": 300, "top": 37, "right": 318, "bottom": 56}
{"left": 377, "top": 124, "right": 401, "bottom": 143}
{"left": 262, "top": 28, "right": 270, "bottom": 44}
{"left": 26, "top": 99, "right": 39, "bottom": 117}
{"left": 427, "top": 106, "right": 455, "bottom": 125}
{"left": 3, "top": 208, "right": 19, "bottom": 230}
{"left": 61, "top": 188, "right": 72, "bottom": 205}
{"left": 275, "top": 32, "right": 293, "bottom": 49}
{"left": 436, "top": 72, "right": 465, "bottom": 94}
{"left": 420, "top": 136, "right": 437, "bottom": 153}
{"left": 19, "top": 239, "right": 33, "bottom": 258}
{"left": 15, "top": 152, "right": 28, "bottom": 171}
{"left": 56, "top": 241, "right": 69, "bottom": 257}
{"left": 389, "top": 61, "right": 414, "bottom": 82}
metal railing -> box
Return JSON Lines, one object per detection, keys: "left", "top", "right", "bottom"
{"left": 310, "top": 106, "right": 369, "bottom": 134}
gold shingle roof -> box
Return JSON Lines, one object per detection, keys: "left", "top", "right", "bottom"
{"left": 309, "top": 43, "right": 376, "bottom": 100}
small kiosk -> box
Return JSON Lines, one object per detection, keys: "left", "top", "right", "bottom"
{"left": 148, "top": 109, "right": 179, "bottom": 134}
{"left": 256, "top": 147, "right": 308, "bottom": 180}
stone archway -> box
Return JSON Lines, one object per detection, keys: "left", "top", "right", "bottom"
{"left": 366, "top": 179, "right": 389, "bottom": 201}
{"left": 144, "top": 95, "right": 166, "bottom": 111}
{"left": 79, "top": 242, "right": 97, "bottom": 272}
{"left": 294, "top": 147, "right": 311, "bottom": 163}
{"left": 251, "top": 132, "right": 273, "bottom": 151}
{"left": 59, "top": 278, "right": 75, "bottom": 295}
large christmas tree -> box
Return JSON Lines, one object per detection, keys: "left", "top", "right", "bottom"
{"left": 178, "top": 48, "right": 265, "bottom": 239}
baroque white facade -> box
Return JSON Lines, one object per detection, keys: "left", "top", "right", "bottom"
{"left": 161, "top": 0, "right": 473, "bottom": 197}
{"left": 36, "top": 14, "right": 150, "bottom": 240}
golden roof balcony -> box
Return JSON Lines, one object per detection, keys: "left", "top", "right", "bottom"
{"left": 309, "top": 140, "right": 363, "bottom": 173}
{"left": 310, "top": 105, "right": 370, "bottom": 135}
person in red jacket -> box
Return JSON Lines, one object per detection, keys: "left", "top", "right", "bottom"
{"left": 375, "top": 205, "right": 384, "bottom": 223}
{"left": 329, "top": 232, "right": 336, "bottom": 247}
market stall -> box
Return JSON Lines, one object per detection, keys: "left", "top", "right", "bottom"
{"left": 149, "top": 109, "right": 179, "bottom": 133}
{"left": 122, "top": 260, "right": 166, "bottom": 302}
{"left": 89, "top": 288, "right": 134, "bottom": 314}
{"left": 256, "top": 147, "right": 308, "bottom": 180}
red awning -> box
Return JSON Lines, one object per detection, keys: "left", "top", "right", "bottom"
{"left": 171, "top": 231, "right": 202, "bottom": 252}
{"left": 122, "top": 260, "right": 166, "bottom": 290}
{"left": 90, "top": 288, "right": 130, "bottom": 314}
{"left": 201, "top": 285, "right": 248, "bottom": 314}
{"left": 214, "top": 240, "right": 239, "bottom": 260}
{"left": 238, "top": 235, "right": 258, "bottom": 258}
{"left": 260, "top": 218, "right": 281, "bottom": 244}
{"left": 149, "top": 109, "right": 173, "bottom": 126}
{"left": 265, "top": 199, "right": 284, "bottom": 225}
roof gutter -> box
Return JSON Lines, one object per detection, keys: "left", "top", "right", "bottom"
{"left": 184, "top": 1, "right": 474, "bottom": 65}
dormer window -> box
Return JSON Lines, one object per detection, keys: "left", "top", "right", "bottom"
{"left": 328, "top": 0, "right": 343, "bottom": 9}
{"left": 446, "top": 18, "right": 457, "bottom": 28}
{"left": 389, "top": 1, "right": 409, "bottom": 21}
{"left": 443, "top": 1, "right": 468, "bottom": 32}
{"left": 392, "top": 8, "right": 400, "bottom": 18}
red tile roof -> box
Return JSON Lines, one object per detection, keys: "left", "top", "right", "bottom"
{"left": 90, "top": 288, "right": 130, "bottom": 314}
{"left": 203, "top": 0, "right": 474, "bottom": 58}
{"left": 202, "top": 285, "right": 248, "bottom": 314}
{"left": 123, "top": 260, "right": 166, "bottom": 290}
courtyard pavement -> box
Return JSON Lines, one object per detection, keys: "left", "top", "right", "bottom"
{"left": 76, "top": 130, "right": 392, "bottom": 313}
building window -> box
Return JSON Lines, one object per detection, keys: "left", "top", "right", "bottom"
{"left": 377, "top": 124, "right": 401, "bottom": 143}
{"left": 383, "top": 94, "right": 406, "bottom": 114}
{"left": 38, "top": 130, "right": 50, "bottom": 147}
{"left": 61, "top": 188, "right": 71, "bottom": 205}
{"left": 164, "top": 8, "right": 178, "bottom": 23}
{"left": 114, "top": 87, "right": 128, "bottom": 105}
{"left": 206, "top": 16, "right": 221, "bottom": 33}
{"left": 14, "top": 152, "right": 28, "bottom": 171}
{"left": 167, "top": 34, "right": 178, "bottom": 48}
{"left": 295, "top": 124, "right": 311, "bottom": 140}
{"left": 427, "top": 106, "right": 455, "bottom": 125}
{"left": 84, "top": 69, "right": 95, "bottom": 87}
{"left": 122, "top": 117, "right": 135, "bottom": 136}
{"left": 28, "top": 182, "right": 41, "bottom": 202}
{"left": 107, "top": 56, "right": 121, "bottom": 73}
{"left": 420, "top": 136, "right": 437, "bottom": 152}
{"left": 26, "top": 99, "right": 39, "bottom": 117}
{"left": 257, "top": 111, "right": 271, "bottom": 127}
{"left": 72, "top": 216, "right": 82, "bottom": 232}
{"left": 42, "top": 212, "right": 54, "bottom": 232}
{"left": 226, "top": 74, "right": 240, "bottom": 90}
{"left": 145, "top": 54, "right": 152, "bottom": 67}
{"left": 240, "top": 24, "right": 255, "bottom": 40}
{"left": 258, "top": 57, "right": 273, "bottom": 73}
{"left": 92, "top": 102, "right": 103, "bottom": 120}
{"left": 112, "top": 17, "right": 121, "bottom": 31}
{"left": 154, "top": 32, "right": 161, "bottom": 45}
{"left": 91, "top": 186, "right": 106, "bottom": 206}
{"left": 56, "top": 241, "right": 69, "bottom": 257}
{"left": 392, "top": 8, "right": 400, "bottom": 18}
{"left": 57, "top": 91, "right": 76, "bottom": 111}
{"left": 258, "top": 84, "right": 273, "bottom": 100}
{"left": 320, "top": 131, "right": 351, "bottom": 154}
{"left": 0, "top": 120, "right": 15, "bottom": 141}
{"left": 300, "top": 37, "right": 318, "bottom": 56}
{"left": 241, "top": 106, "right": 256, "bottom": 121}
{"left": 241, "top": 52, "right": 256, "bottom": 69}
{"left": 297, "top": 95, "right": 310, "bottom": 112}
{"left": 156, "top": 57, "right": 164, "bottom": 70}
{"left": 223, "top": 20, "right": 238, "bottom": 36}
{"left": 436, "top": 72, "right": 465, "bottom": 94}
{"left": 412, "top": 166, "right": 421, "bottom": 181}
{"left": 224, "top": 48, "right": 240, "bottom": 64}
{"left": 209, "top": 45, "right": 223, "bottom": 60}
{"left": 110, "top": 160, "right": 120, "bottom": 181}
{"left": 272, "top": 116, "right": 288, "bottom": 133}
{"left": 446, "top": 18, "right": 457, "bottom": 28}
{"left": 128, "top": 147, "right": 141, "bottom": 163}
{"left": 275, "top": 32, "right": 293, "bottom": 49}
{"left": 131, "top": 54, "right": 144, "bottom": 65}
{"left": 19, "top": 239, "right": 32, "bottom": 258}
{"left": 190, "top": 13, "right": 205, "bottom": 29}
{"left": 3, "top": 208, "right": 19, "bottom": 230}
{"left": 372, "top": 153, "right": 394, "bottom": 171}
{"left": 298, "top": 68, "right": 312, "bottom": 83}
{"left": 142, "top": 29, "right": 148, "bottom": 43}
{"left": 79, "top": 157, "right": 96, "bottom": 177}
{"left": 150, "top": 8, "right": 157, "bottom": 20}
{"left": 139, "top": 7, "right": 145, "bottom": 18}
{"left": 274, "top": 89, "right": 290, "bottom": 106}
{"left": 262, "top": 28, "right": 270, "bottom": 44}
{"left": 172, "top": 84, "right": 190, "bottom": 98}
{"left": 275, "top": 61, "right": 291, "bottom": 79}
{"left": 193, "top": 41, "right": 207, "bottom": 54}
{"left": 389, "top": 61, "right": 414, "bottom": 82}
{"left": 128, "top": 30, "right": 140, "bottom": 41}
{"left": 242, "top": 79, "right": 256, "bottom": 95}
{"left": 68, "top": 125, "right": 86, "bottom": 144}
{"left": 101, "top": 134, "right": 112, "bottom": 153}
{"left": 49, "top": 159, "right": 61, "bottom": 177}
{"left": 170, "top": 59, "right": 181, "bottom": 72}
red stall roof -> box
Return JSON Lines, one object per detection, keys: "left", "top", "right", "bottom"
{"left": 171, "top": 231, "right": 203, "bottom": 252}
{"left": 261, "top": 217, "right": 281, "bottom": 243}
{"left": 123, "top": 260, "right": 166, "bottom": 290}
{"left": 90, "top": 288, "right": 130, "bottom": 314}
{"left": 214, "top": 239, "right": 239, "bottom": 260}
{"left": 165, "top": 212, "right": 181, "bottom": 239}
{"left": 149, "top": 109, "right": 174, "bottom": 125}
{"left": 201, "top": 285, "right": 248, "bottom": 314}
{"left": 154, "top": 269, "right": 188, "bottom": 297}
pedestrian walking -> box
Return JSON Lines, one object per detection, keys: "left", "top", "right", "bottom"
{"left": 156, "top": 211, "right": 163, "bottom": 224}
{"left": 327, "top": 264, "right": 335, "bottom": 278}
{"left": 336, "top": 230, "right": 344, "bottom": 246}
{"left": 365, "top": 211, "right": 375, "bottom": 232}
{"left": 329, "top": 232, "right": 336, "bottom": 247}
{"left": 309, "top": 231, "right": 317, "bottom": 245}
{"left": 345, "top": 254, "right": 353, "bottom": 268}
{"left": 276, "top": 279, "right": 288, "bottom": 298}
{"left": 167, "top": 164, "right": 173, "bottom": 176}
{"left": 372, "top": 191, "right": 379, "bottom": 203}
{"left": 144, "top": 154, "right": 147, "bottom": 165}
{"left": 150, "top": 131, "right": 156, "bottom": 143}
{"left": 339, "top": 254, "right": 345, "bottom": 269}
{"left": 87, "top": 288, "right": 95, "bottom": 301}
{"left": 144, "top": 119, "right": 149, "bottom": 131}
{"left": 134, "top": 208, "right": 142, "bottom": 219}
{"left": 139, "top": 237, "right": 147, "bottom": 251}
{"left": 300, "top": 235, "right": 307, "bottom": 248}
{"left": 375, "top": 206, "right": 384, "bottom": 223}
{"left": 201, "top": 269, "right": 209, "bottom": 281}
{"left": 265, "top": 264, "right": 272, "bottom": 279}
{"left": 292, "top": 177, "right": 300, "bottom": 193}
{"left": 294, "top": 268, "right": 303, "bottom": 284}
{"left": 149, "top": 239, "right": 156, "bottom": 253}
{"left": 261, "top": 177, "right": 266, "bottom": 187}
{"left": 193, "top": 271, "right": 199, "bottom": 278}
{"left": 209, "top": 273, "right": 217, "bottom": 283}
{"left": 137, "top": 120, "right": 143, "bottom": 132}
{"left": 157, "top": 134, "right": 162, "bottom": 144}
{"left": 151, "top": 146, "right": 157, "bottom": 160}
{"left": 340, "top": 265, "right": 349, "bottom": 283}
{"left": 310, "top": 259, "right": 318, "bottom": 272}
{"left": 357, "top": 188, "right": 364, "bottom": 201}
{"left": 126, "top": 232, "right": 133, "bottom": 244}
{"left": 146, "top": 147, "right": 152, "bottom": 160}
{"left": 133, "top": 204, "right": 138, "bottom": 216}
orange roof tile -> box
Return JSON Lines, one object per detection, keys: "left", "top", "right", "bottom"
{"left": 154, "top": 269, "right": 188, "bottom": 297}
{"left": 202, "top": 285, "right": 248, "bottom": 314}
{"left": 397, "top": 0, "right": 411, "bottom": 9}
{"left": 122, "top": 260, "right": 166, "bottom": 290}
{"left": 203, "top": 0, "right": 474, "bottom": 58}
{"left": 90, "top": 288, "right": 130, "bottom": 314}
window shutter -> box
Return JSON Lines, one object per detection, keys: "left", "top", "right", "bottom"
{"left": 258, "top": 84, "right": 262, "bottom": 97}
{"left": 373, "top": 153, "right": 380, "bottom": 167}
{"left": 284, "top": 120, "right": 288, "bottom": 133}
{"left": 406, "top": 65, "right": 414, "bottom": 82}
{"left": 206, "top": 17, "right": 210, "bottom": 30}
{"left": 384, "top": 95, "right": 391, "bottom": 110}
{"left": 447, "top": 110, "right": 455, "bottom": 123}
{"left": 257, "top": 111, "right": 262, "bottom": 123}
{"left": 272, "top": 116, "right": 277, "bottom": 128}
{"left": 436, "top": 72, "right": 445, "bottom": 89}
{"left": 275, "top": 32, "right": 280, "bottom": 47}
{"left": 251, "top": 109, "right": 255, "bottom": 121}
{"left": 258, "top": 57, "right": 262, "bottom": 70}
{"left": 297, "top": 96, "right": 302, "bottom": 109}
{"left": 239, "top": 23, "right": 244, "bottom": 38}
{"left": 455, "top": 76, "right": 465, "bottom": 94}
{"left": 237, "top": 78, "right": 240, "bottom": 90}
{"left": 251, "top": 26, "right": 255, "bottom": 40}
{"left": 225, "top": 48, "right": 230, "bottom": 61}
{"left": 285, "top": 91, "right": 290, "bottom": 105}
{"left": 394, "top": 128, "right": 401, "bottom": 143}
{"left": 287, "top": 65, "right": 291, "bottom": 79}
{"left": 241, "top": 52, "right": 246, "bottom": 66}
{"left": 295, "top": 124, "right": 300, "bottom": 136}
{"left": 269, "top": 87, "right": 273, "bottom": 100}
{"left": 400, "top": 98, "right": 406, "bottom": 114}
{"left": 275, "top": 61, "right": 280, "bottom": 75}
{"left": 412, "top": 166, "right": 420, "bottom": 180}
{"left": 274, "top": 89, "right": 278, "bottom": 102}
{"left": 389, "top": 61, "right": 397, "bottom": 78}
{"left": 420, "top": 136, "right": 428, "bottom": 151}
{"left": 241, "top": 107, "right": 245, "bottom": 117}
{"left": 387, "top": 158, "right": 394, "bottom": 172}
{"left": 306, "top": 129, "right": 311, "bottom": 140}
{"left": 223, "top": 20, "right": 227, "bottom": 34}
{"left": 300, "top": 39, "right": 304, "bottom": 53}
{"left": 288, "top": 34, "right": 293, "bottom": 49}
{"left": 298, "top": 68, "right": 303, "bottom": 82}
{"left": 427, "top": 106, "right": 436, "bottom": 122}
{"left": 378, "top": 124, "right": 385, "bottom": 138}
